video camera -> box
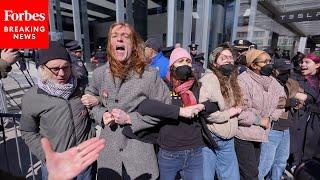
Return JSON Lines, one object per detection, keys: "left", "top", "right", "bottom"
{"left": 18, "top": 49, "right": 38, "bottom": 71}
{"left": 18, "top": 49, "right": 37, "bottom": 60}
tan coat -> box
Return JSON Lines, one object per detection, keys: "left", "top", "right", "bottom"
{"left": 199, "top": 70, "right": 238, "bottom": 139}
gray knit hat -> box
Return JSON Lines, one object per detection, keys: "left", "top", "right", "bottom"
{"left": 209, "top": 47, "right": 224, "bottom": 65}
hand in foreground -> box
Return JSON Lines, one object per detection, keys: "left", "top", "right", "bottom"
{"left": 81, "top": 94, "right": 99, "bottom": 108}
{"left": 41, "top": 137, "right": 105, "bottom": 180}
{"left": 1, "top": 49, "right": 20, "bottom": 65}
{"left": 111, "top": 108, "right": 132, "bottom": 125}
{"left": 179, "top": 104, "right": 205, "bottom": 118}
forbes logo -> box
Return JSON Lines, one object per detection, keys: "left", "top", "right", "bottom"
{"left": 4, "top": 10, "right": 45, "bottom": 21}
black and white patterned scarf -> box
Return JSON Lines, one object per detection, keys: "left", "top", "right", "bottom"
{"left": 37, "top": 76, "right": 77, "bottom": 99}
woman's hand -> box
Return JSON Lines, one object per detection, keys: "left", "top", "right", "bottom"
{"left": 179, "top": 104, "right": 205, "bottom": 118}
{"left": 102, "top": 112, "right": 114, "bottom": 126}
{"left": 111, "top": 109, "right": 132, "bottom": 125}
{"left": 81, "top": 94, "right": 99, "bottom": 108}
{"left": 260, "top": 117, "right": 270, "bottom": 129}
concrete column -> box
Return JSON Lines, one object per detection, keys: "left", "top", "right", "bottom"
{"left": 80, "top": 0, "right": 90, "bottom": 62}
{"left": 116, "top": 0, "right": 125, "bottom": 23}
{"left": 201, "top": 0, "right": 212, "bottom": 68}
{"left": 126, "top": 0, "right": 134, "bottom": 26}
{"left": 133, "top": 0, "right": 147, "bottom": 40}
{"left": 210, "top": 4, "right": 225, "bottom": 50}
{"left": 54, "top": 0, "right": 63, "bottom": 33}
{"left": 231, "top": 0, "right": 240, "bottom": 43}
{"left": 195, "top": 0, "right": 204, "bottom": 51}
{"left": 49, "top": 0, "right": 57, "bottom": 41}
{"left": 167, "top": 0, "right": 176, "bottom": 47}
{"left": 298, "top": 37, "right": 307, "bottom": 53}
{"left": 247, "top": 0, "right": 258, "bottom": 42}
{"left": 182, "top": 0, "right": 192, "bottom": 48}
{"left": 71, "top": 0, "right": 82, "bottom": 43}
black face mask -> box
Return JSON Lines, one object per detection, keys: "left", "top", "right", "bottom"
{"left": 218, "top": 64, "right": 234, "bottom": 77}
{"left": 174, "top": 65, "right": 193, "bottom": 81}
{"left": 260, "top": 64, "right": 273, "bottom": 76}
{"left": 277, "top": 73, "right": 290, "bottom": 85}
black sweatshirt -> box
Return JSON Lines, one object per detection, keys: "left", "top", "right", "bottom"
{"left": 137, "top": 84, "right": 219, "bottom": 151}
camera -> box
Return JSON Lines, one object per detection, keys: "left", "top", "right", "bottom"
{"left": 18, "top": 49, "right": 38, "bottom": 71}
{"left": 18, "top": 49, "right": 37, "bottom": 60}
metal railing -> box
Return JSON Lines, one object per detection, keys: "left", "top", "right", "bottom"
{"left": 0, "top": 113, "right": 36, "bottom": 180}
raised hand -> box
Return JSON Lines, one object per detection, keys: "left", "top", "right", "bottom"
{"left": 1, "top": 49, "right": 20, "bottom": 65}
{"left": 81, "top": 94, "right": 99, "bottom": 108}
{"left": 41, "top": 137, "right": 105, "bottom": 180}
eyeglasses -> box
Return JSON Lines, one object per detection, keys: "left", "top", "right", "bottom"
{"left": 219, "top": 55, "right": 233, "bottom": 61}
{"left": 254, "top": 59, "right": 272, "bottom": 64}
{"left": 44, "top": 64, "right": 70, "bottom": 75}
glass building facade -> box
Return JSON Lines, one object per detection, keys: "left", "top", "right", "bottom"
{"left": 51, "top": 0, "right": 320, "bottom": 65}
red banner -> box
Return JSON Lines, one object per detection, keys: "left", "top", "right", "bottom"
{"left": 0, "top": 0, "right": 49, "bottom": 48}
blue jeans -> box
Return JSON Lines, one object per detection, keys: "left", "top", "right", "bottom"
{"left": 258, "top": 129, "right": 290, "bottom": 180}
{"left": 157, "top": 147, "right": 203, "bottom": 180}
{"left": 41, "top": 161, "right": 92, "bottom": 180}
{"left": 203, "top": 134, "right": 240, "bottom": 180}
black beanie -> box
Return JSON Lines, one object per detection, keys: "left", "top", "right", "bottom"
{"left": 38, "top": 41, "right": 71, "bottom": 65}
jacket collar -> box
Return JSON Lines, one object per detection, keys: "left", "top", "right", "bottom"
{"left": 151, "top": 52, "right": 163, "bottom": 65}
{"left": 298, "top": 77, "right": 319, "bottom": 103}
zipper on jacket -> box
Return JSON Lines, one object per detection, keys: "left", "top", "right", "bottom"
{"left": 37, "top": 86, "right": 79, "bottom": 146}
{"left": 63, "top": 98, "right": 78, "bottom": 146}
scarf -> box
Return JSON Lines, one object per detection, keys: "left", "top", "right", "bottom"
{"left": 37, "top": 76, "right": 77, "bottom": 99}
{"left": 248, "top": 69, "right": 272, "bottom": 92}
{"left": 174, "top": 79, "right": 197, "bottom": 107}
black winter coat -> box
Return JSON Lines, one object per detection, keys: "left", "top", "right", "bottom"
{"left": 290, "top": 74, "right": 320, "bottom": 165}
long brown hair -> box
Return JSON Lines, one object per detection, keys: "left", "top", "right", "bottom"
{"left": 106, "top": 22, "right": 147, "bottom": 80}
{"left": 210, "top": 46, "right": 243, "bottom": 106}
{"left": 212, "top": 67, "right": 243, "bottom": 106}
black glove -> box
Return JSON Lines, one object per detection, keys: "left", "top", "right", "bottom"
{"left": 289, "top": 98, "right": 299, "bottom": 108}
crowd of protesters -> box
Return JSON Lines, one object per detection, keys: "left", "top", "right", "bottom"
{"left": 1, "top": 22, "right": 319, "bottom": 180}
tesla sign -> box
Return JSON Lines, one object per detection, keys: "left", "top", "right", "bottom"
{"left": 278, "top": 9, "right": 320, "bottom": 23}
